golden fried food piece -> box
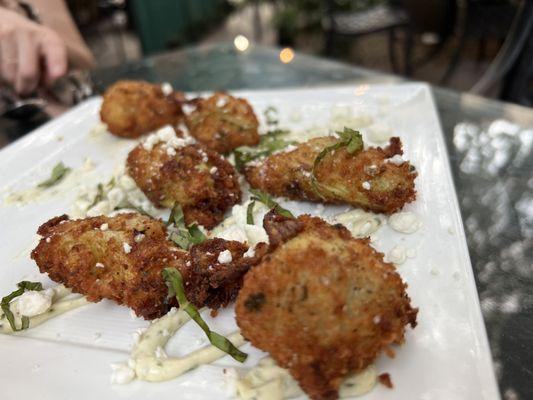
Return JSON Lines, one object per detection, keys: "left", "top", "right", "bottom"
{"left": 245, "top": 136, "right": 417, "bottom": 214}
{"left": 31, "top": 214, "right": 263, "bottom": 319}
{"left": 185, "top": 92, "right": 260, "bottom": 153}
{"left": 31, "top": 213, "right": 188, "bottom": 319}
{"left": 126, "top": 131, "right": 241, "bottom": 230}
{"left": 235, "top": 213, "right": 418, "bottom": 400}
{"left": 100, "top": 80, "right": 185, "bottom": 138}
{"left": 186, "top": 238, "right": 268, "bottom": 312}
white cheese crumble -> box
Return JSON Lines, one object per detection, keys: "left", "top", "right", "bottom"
{"left": 362, "top": 181, "right": 371, "bottom": 190}
{"left": 210, "top": 166, "right": 218, "bottom": 174}
{"left": 12, "top": 289, "right": 53, "bottom": 317}
{"left": 123, "top": 243, "right": 132, "bottom": 254}
{"left": 387, "top": 154, "right": 405, "bottom": 165}
{"left": 216, "top": 96, "right": 228, "bottom": 108}
{"left": 134, "top": 233, "right": 145, "bottom": 243}
{"left": 100, "top": 223, "right": 109, "bottom": 231}
{"left": 388, "top": 212, "right": 422, "bottom": 234}
{"left": 142, "top": 125, "right": 195, "bottom": 151}
{"left": 182, "top": 104, "right": 196, "bottom": 115}
{"left": 95, "top": 262, "right": 105, "bottom": 268}
{"left": 161, "top": 82, "right": 173, "bottom": 96}
{"left": 217, "top": 250, "right": 233, "bottom": 264}
{"left": 215, "top": 202, "right": 270, "bottom": 247}
{"left": 387, "top": 245, "right": 407, "bottom": 265}
{"left": 243, "top": 246, "right": 255, "bottom": 258}
{"left": 110, "top": 362, "right": 135, "bottom": 384}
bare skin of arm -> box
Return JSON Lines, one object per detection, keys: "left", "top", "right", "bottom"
{"left": 0, "top": 0, "right": 94, "bottom": 94}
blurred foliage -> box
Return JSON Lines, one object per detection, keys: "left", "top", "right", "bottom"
{"left": 265, "top": 0, "right": 386, "bottom": 43}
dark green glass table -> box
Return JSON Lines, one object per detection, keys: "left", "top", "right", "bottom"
{"left": 5, "top": 42, "right": 533, "bottom": 399}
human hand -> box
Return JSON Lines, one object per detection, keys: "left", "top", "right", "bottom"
{"left": 0, "top": 8, "right": 67, "bottom": 95}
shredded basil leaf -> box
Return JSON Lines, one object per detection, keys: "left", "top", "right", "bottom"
{"left": 232, "top": 129, "right": 295, "bottom": 171}
{"left": 167, "top": 203, "right": 206, "bottom": 249}
{"left": 249, "top": 188, "right": 294, "bottom": 219}
{"left": 246, "top": 200, "right": 256, "bottom": 225}
{"left": 37, "top": 162, "right": 71, "bottom": 188}
{"left": 1, "top": 281, "right": 43, "bottom": 331}
{"left": 162, "top": 268, "right": 247, "bottom": 362}
{"left": 310, "top": 127, "right": 364, "bottom": 199}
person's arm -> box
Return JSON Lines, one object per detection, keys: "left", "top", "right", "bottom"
{"left": 27, "top": 0, "right": 95, "bottom": 70}
{"left": 0, "top": 7, "right": 67, "bottom": 94}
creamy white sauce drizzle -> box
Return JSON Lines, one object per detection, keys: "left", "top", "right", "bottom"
{"left": 333, "top": 209, "right": 382, "bottom": 238}
{"left": 2, "top": 158, "right": 96, "bottom": 207}
{"left": 236, "top": 357, "right": 377, "bottom": 400}
{"left": 388, "top": 211, "right": 422, "bottom": 234}
{"left": 0, "top": 285, "right": 89, "bottom": 334}
{"left": 130, "top": 307, "right": 245, "bottom": 382}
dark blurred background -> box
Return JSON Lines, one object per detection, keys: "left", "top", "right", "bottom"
{"left": 69, "top": 0, "right": 533, "bottom": 106}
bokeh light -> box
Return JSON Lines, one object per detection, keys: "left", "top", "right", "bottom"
{"left": 233, "top": 35, "right": 249, "bottom": 52}
{"left": 279, "top": 47, "right": 295, "bottom": 64}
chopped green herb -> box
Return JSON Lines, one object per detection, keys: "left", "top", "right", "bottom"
{"left": 232, "top": 129, "right": 295, "bottom": 171}
{"left": 162, "top": 268, "right": 247, "bottom": 362}
{"left": 37, "top": 162, "right": 71, "bottom": 188}
{"left": 264, "top": 106, "right": 278, "bottom": 125}
{"left": 1, "top": 281, "right": 43, "bottom": 331}
{"left": 167, "top": 203, "right": 207, "bottom": 249}
{"left": 246, "top": 200, "right": 256, "bottom": 225}
{"left": 311, "top": 127, "right": 364, "bottom": 199}
{"left": 249, "top": 188, "right": 294, "bottom": 219}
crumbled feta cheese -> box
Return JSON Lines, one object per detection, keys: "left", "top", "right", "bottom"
{"left": 13, "top": 289, "right": 53, "bottom": 317}
{"left": 388, "top": 212, "right": 422, "bottom": 234}
{"left": 216, "top": 96, "right": 228, "bottom": 108}
{"left": 182, "top": 104, "right": 196, "bottom": 115}
{"left": 387, "top": 155, "right": 405, "bottom": 165}
{"left": 362, "top": 181, "right": 371, "bottom": 190}
{"left": 166, "top": 147, "right": 176, "bottom": 156}
{"left": 123, "top": 243, "right": 132, "bottom": 254}
{"left": 161, "top": 82, "right": 173, "bottom": 96}
{"left": 210, "top": 166, "right": 218, "bottom": 174}
{"left": 110, "top": 362, "right": 135, "bottom": 384}
{"left": 373, "top": 315, "right": 381, "bottom": 324}
{"left": 142, "top": 125, "right": 195, "bottom": 151}
{"left": 243, "top": 246, "right": 255, "bottom": 258}
{"left": 134, "top": 233, "right": 145, "bottom": 243}
{"left": 95, "top": 262, "right": 105, "bottom": 268}
{"left": 118, "top": 175, "right": 137, "bottom": 191}
{"left": 45, "top": 237, "right": 51, "bottom": 243}
{"left": 387, "top": 245, "right": 407, "bottom": 265}
{"left": 100, "top": 223, "right": 109, "bottom": 231}
{"left": 107, "top": 187, "right": 125, "bottom": 209}
{"left": 218, "top": 249, "right": 232, "bottom": 264}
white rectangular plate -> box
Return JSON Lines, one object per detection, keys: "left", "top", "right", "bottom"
{"left": 0, "top": 84, "right": 500, "bottom": 400}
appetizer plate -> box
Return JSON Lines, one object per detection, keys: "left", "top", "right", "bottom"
{"left": 0, "top": 84, "right": 500, "bottom": 400}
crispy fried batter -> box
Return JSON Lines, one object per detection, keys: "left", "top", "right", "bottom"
{"left": 185, "top": 92, "right": 260, "bottom": 153}
{"left": 245, "top": 136, "right": 417, "bottom": 214}
{"left": 186, "top": 238, "right": 268, "bottom": 311}
{"left": 126, "top": 139, "right": 241, "bottom": 229}
{"left": 235, "top": 213, "right": 418, "bottom": 400}
{"left": 31, "top": 214, "right": 262, "bottom": 319}
{"left": 31, "top": 213, "right": 188, "bottom": 319}
{"left": 100, "top": 80, "right": 185, "bottom": 138}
